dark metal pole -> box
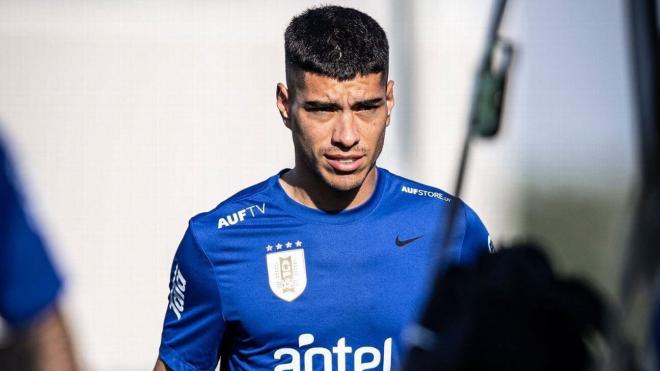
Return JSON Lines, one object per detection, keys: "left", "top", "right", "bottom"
{"left": 404, "top": 1, "right": 513, "bottom": 369}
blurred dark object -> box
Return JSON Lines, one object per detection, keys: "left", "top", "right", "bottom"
{"left": 0, "top": 333, "right": 36, "bottom": 371}
{"left": 404, "top": 244, "right": 609, "bottom": 371}
{"left": 621, "top": 0, "right": 659, "bottom": 304}
{"left": 471, "top": 39, "right": 512, "bottom": 139}
{"left": 469, "top": 0, "right": 512, "bottom": 139}
{"left": 619, "top": 0, "right": 659, "bottom": 369}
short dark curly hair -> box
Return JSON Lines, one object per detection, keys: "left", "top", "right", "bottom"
{"left": 284, "top": 5, "right": 389, "bottom": 90}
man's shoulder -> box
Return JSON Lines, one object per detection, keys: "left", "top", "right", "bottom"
{"left": 188, "top": 174, "right": 277, "bottom": 230}
{"left": 382, "top": 169, "right": 482, "bottom": 222}
{"left": 380, "top": 168, "right": 454, "bottom": 205}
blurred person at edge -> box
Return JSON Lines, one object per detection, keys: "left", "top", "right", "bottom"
{"left": 0, "top": 136, "right": 78, "bottom": 371}
{"left": 154, "top": 5, "right": 494, "bottom": 371}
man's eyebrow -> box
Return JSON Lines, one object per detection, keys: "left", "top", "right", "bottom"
{"left": 302, "top": 101, "right": 341, "bottom": 110}
{"left": 351, "top": 98, "right": 384, "bottom": 109}
{"left": 302, "top": 98, "right": 384, "bottom": 110}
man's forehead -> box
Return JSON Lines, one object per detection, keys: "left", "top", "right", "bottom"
{"left": 297, "top": 71, "right": 386, "bottom": 99}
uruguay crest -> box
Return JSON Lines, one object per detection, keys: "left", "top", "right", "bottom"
{"left": 265, "top": 240, "right": 307, "bottom": 302}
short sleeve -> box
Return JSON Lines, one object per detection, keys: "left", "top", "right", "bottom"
{"left": 0, "top": 146, "right": 61, "bottom": 327}
{"left": 458, "top": 202, "right": 494, "bottom": 265}
{"left": 158, "top": 225, "right": 225, "bottom": 371}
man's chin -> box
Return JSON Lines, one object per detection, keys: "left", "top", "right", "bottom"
{"left": 321, "top": 171, "right": 367, "bottom": 193}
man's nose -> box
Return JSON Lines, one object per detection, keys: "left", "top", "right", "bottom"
{"left": 331, "top": 111, "right": 359, "bottom": 149}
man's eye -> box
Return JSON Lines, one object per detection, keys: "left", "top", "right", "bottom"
{"left": 357, "top": 106, "right": 378, "bottom": 112}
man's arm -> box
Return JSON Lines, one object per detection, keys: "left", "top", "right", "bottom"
{"left": 0, "top": 307, "right": 78, "bottom": 371}
{"left": 153, "top": 359, "right": 172, "bottom": 371}
{"left": 28, "top": 307, "right": 78, "bottom": 371}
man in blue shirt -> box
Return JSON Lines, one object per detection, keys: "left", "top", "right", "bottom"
{"left": 0, "top": 137, "right": 78, "bottom": 371}
{"left": 155, "top": 6, "right": 492, "bottom": 371}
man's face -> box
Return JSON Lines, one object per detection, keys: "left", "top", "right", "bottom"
{"left": 277, "top": 72, "right": 395, "bottom": 192}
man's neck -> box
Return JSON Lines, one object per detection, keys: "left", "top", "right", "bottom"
{"left": 279, "top": 166, "right": 378, "bottom": 212}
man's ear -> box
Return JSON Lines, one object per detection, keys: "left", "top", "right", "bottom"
{"left": 276, "top": 83, "right": 291, "bottom": 129}
{"left": 385, "top": 80, "right": 395, "bottom": 127}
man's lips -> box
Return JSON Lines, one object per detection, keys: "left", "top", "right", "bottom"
{"left": 324, "top": 154, "right": 365, "bottom": 172}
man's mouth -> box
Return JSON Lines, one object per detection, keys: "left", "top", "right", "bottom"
{"left": 324, "top": 154, "right": 365, "bottom": 172}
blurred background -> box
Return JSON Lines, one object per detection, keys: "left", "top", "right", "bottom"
{"left": 0, "top": 0, "right": 640, "bottom": 370}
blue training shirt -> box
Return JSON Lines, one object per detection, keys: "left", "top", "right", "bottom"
{"left": 158, "top": 168, "right": 491, "bottom": 371}
{"left": 0, "top": 142, "right": 62, "bottom": 328}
